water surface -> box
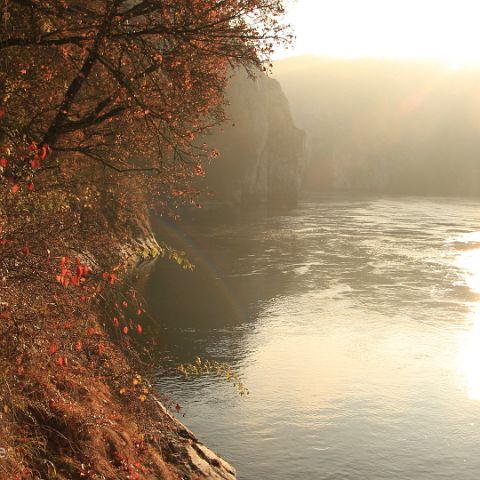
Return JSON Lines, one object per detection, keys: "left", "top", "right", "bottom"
{"left": 145, "top": 194, "right": 480, "bottom": 479}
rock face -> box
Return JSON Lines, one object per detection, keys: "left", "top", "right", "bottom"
{"left": 203, "top": 69, "right": 306, "bottom": 205}
{"left": 154, "top": 399, "right": 237, "bottom": 479}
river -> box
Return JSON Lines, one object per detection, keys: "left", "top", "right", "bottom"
{"left": 144, "top": 193, "right": 480, "bottom": 479}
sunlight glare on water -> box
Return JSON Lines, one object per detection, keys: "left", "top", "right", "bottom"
{"left": 146, "top": 194, "right": 480, "bottom": 480}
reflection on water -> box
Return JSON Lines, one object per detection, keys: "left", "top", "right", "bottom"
{"left": 145, "top": 194, "right": 480, "bottom": 480}
{"left": 457, "top": 305, "right": 480, "bottom": 401}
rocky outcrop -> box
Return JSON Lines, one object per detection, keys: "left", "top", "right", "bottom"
{"left": 154, "top": 399, "right": 236, "bottom": 479}
{"left": 203, "top": 69, "right": 306, "bottom": 205}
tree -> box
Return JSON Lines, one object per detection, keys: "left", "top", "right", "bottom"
{"left": 0, "top": 4, "right": 290, "bottom": 477}
{"left": 0, "top": 0, "right": 291, "bottom": 208}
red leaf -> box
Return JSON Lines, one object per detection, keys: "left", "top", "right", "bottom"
{"left": 0, "top": 158, "right": 7, "bottom": 167}
{"left": 123, "top": 326, "right": 128, "bottom": 335}
{"left": 28, "top": 182, "right": 34, "bottom": 191}
{"left": 12, "top": 184, "right": 19, "bottom": 193}
{"left": 137, "top": 324, "right": 142, "bottom": 334}
{"left": 137, "top": 309, "right": 142, "bottom": 316}
{"left": 31, "top": 157, "right": 40, "bottom": 169}
{"left": 98, "top": 343, "right": 105, "bottom": 355}
{"left": 40, "top": 145, "right": 47, "bottom": 160}
{"left": 49, "top": 343, "right": 57, "bottom": 355}
{"left": 87, "top": 327, "right": 94, "bottom": 336}
{"left": 0, "top": 106, "right": 4, "bottom": 119}
{"left": 122, "top": 301, "right": 128, "bottom": 308}
{"left": 61, "top": 257, "right": 67, "bottom": 266}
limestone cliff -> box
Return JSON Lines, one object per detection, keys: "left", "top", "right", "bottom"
{"left": 203, "top": 69, "right": 306, "bottom": 205}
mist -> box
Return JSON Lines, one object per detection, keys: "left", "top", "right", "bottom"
{"left": 273, "top": 56, "right": 480, "bottom": 195}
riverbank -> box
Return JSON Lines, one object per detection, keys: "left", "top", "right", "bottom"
{"left": 0, "top": 217, "right": 236, "bottom": 479}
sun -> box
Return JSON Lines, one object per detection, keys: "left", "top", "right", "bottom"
{"left": 278, "top": 0, "right": 480, "bottom": 67}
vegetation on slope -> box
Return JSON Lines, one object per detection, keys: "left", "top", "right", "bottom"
{"left": 0, "top": 1, "right": 289, "bottom": 478}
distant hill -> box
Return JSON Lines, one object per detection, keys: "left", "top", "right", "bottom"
{"left": 273, "top": 56, "right": 480, "bottom": 195}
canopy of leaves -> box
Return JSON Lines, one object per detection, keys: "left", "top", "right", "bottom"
{"left": 0, "top": 0, "right": 291, "bottom": 207}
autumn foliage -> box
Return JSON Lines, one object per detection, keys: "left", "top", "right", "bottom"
{"left": 0, "top": 0, "right": 290, "bottom": 203}
{"left": 0, "top": 0, "right": 289, "bottom": 478}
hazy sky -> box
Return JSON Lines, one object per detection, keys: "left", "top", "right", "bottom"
{"left": 277, "top": 0, "right": 480, "bottom": 66}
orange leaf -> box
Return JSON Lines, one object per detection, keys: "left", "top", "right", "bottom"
{"left": 123, "top": 326, "right": 128, "bottom": 335}
{"left": 49, "top": 343, "right": 57, "bottom": 355}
